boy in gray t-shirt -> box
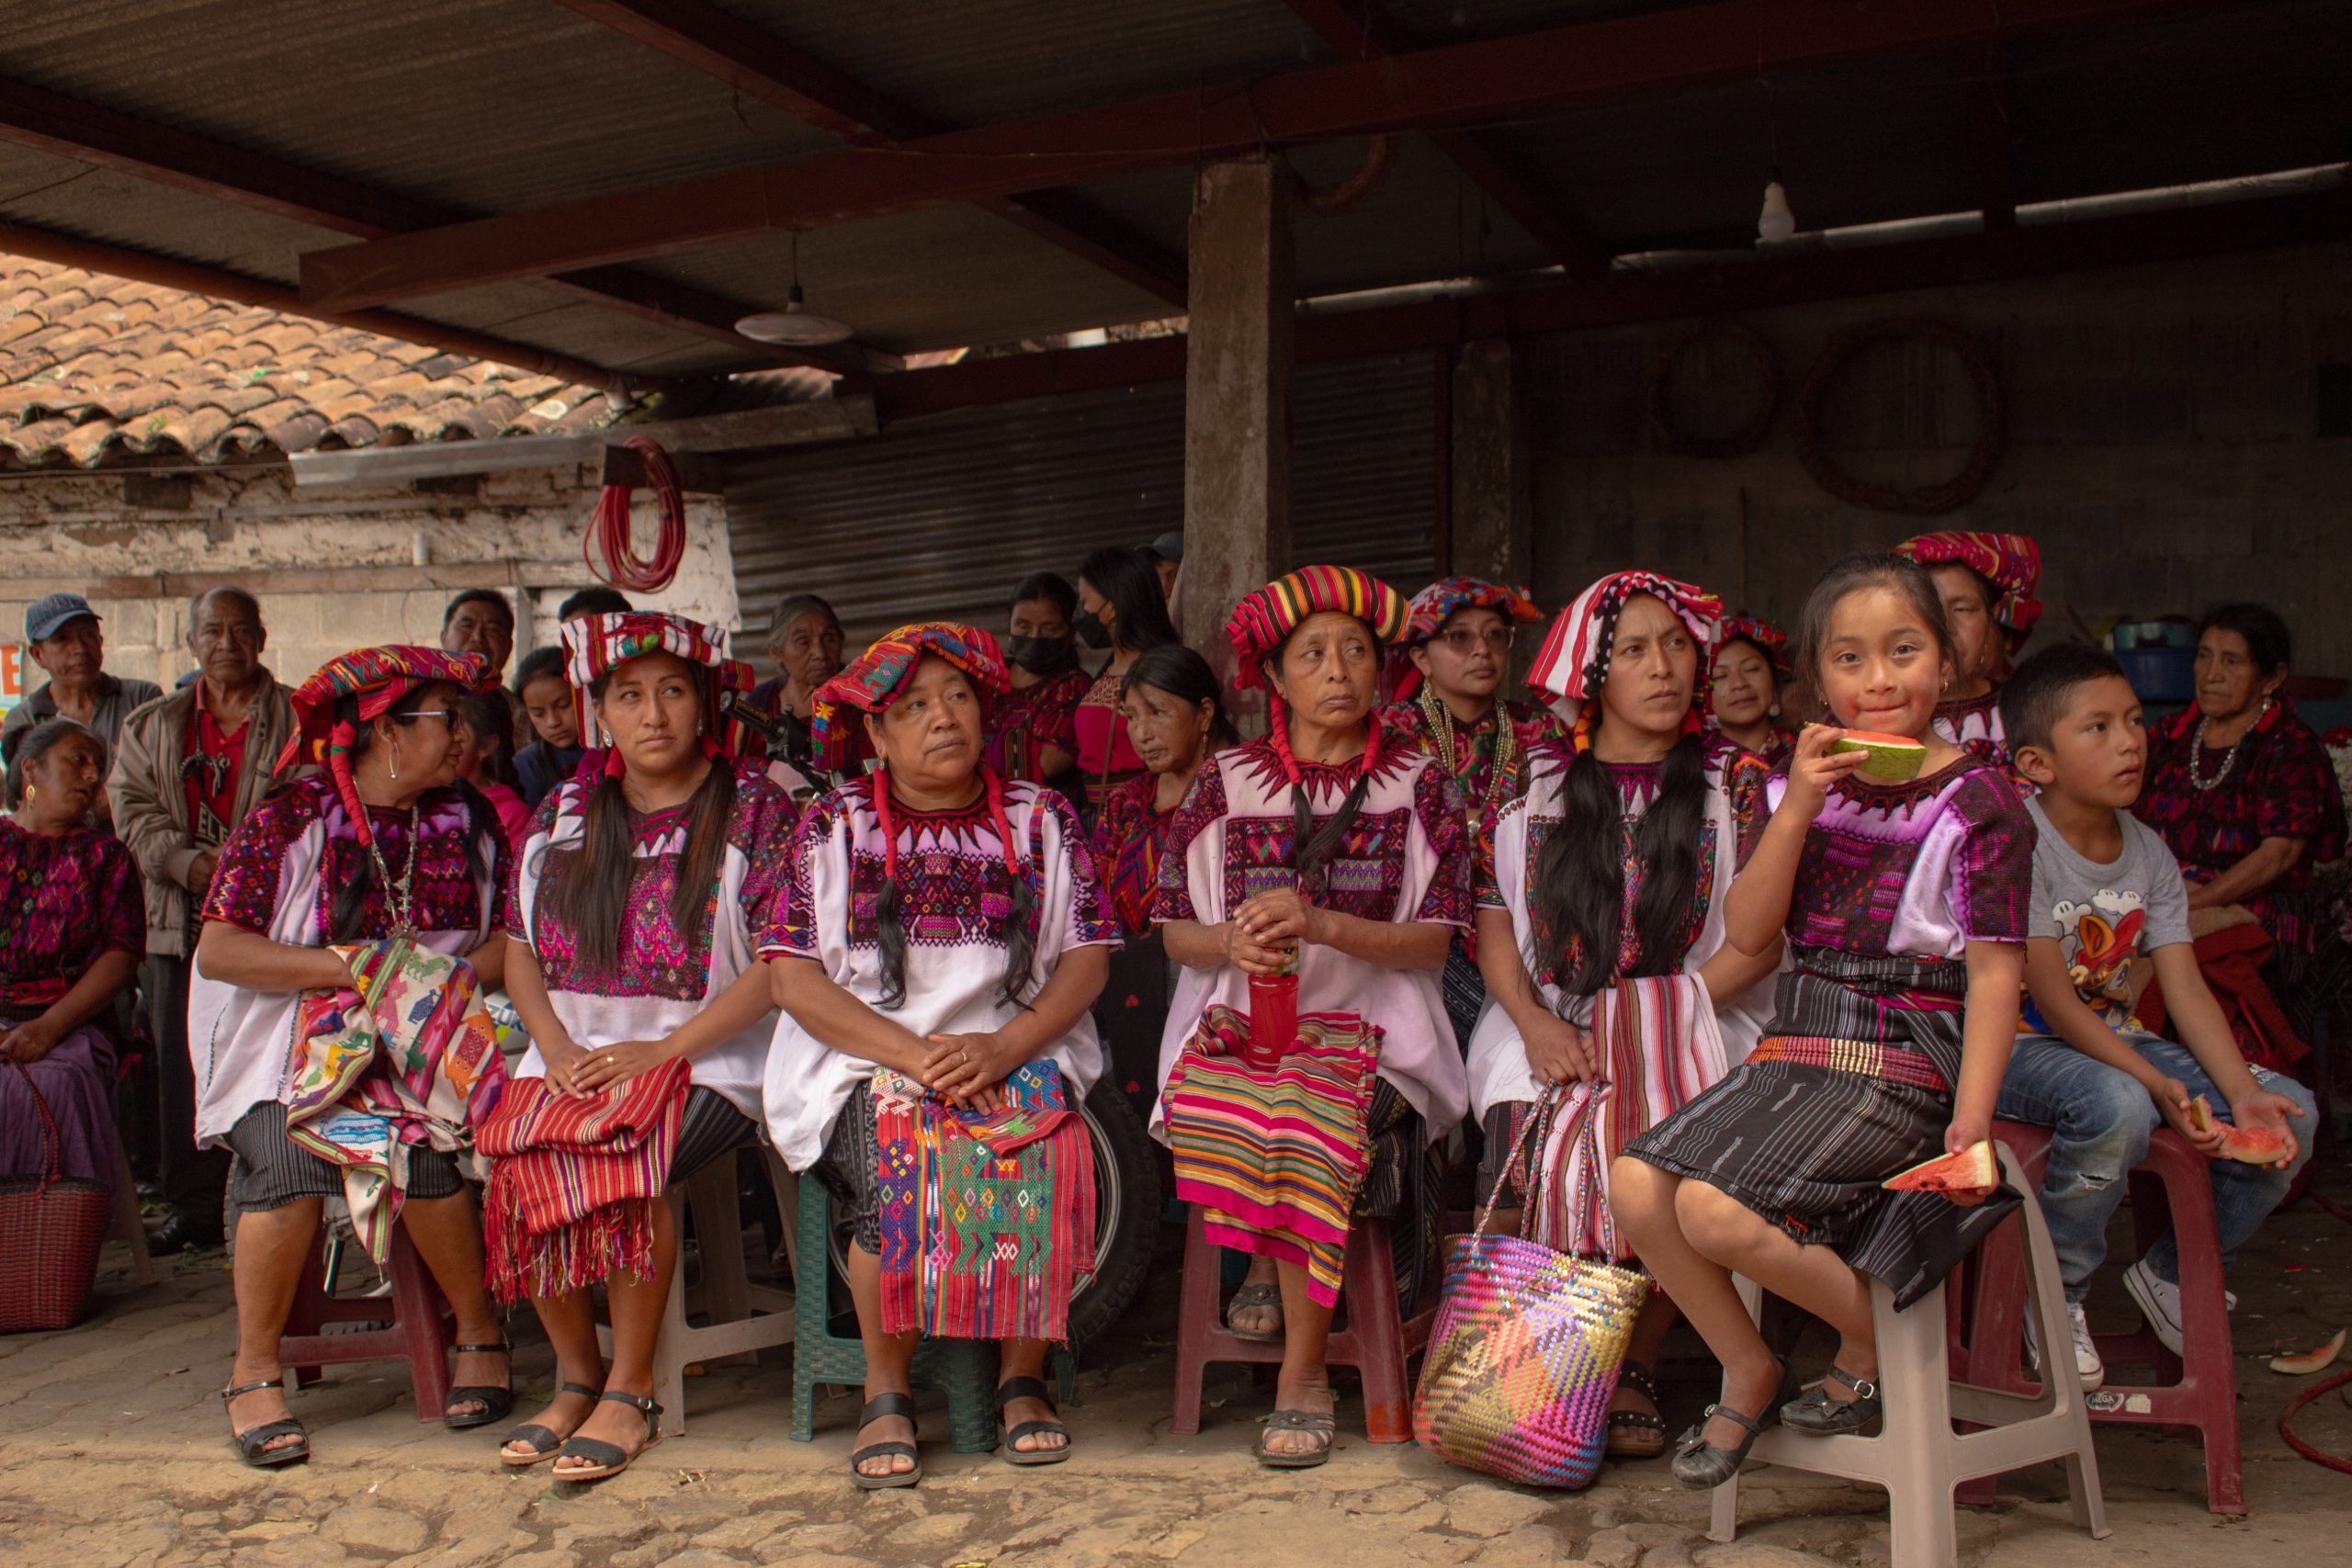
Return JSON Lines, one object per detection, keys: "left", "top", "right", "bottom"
{"left": 1996, "top": 647, "right": 2312, "bottom": 1391}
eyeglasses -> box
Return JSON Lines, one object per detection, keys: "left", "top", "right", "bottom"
{"left": 1437, "top": 626, "right": 1516, "bottom": 654}
{"left": 398, "top": 709, "right": 458, "bottom": 724}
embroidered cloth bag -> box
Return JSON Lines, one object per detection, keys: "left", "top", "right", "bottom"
{"left": 1411, "top": 1089, "right": 1649, "bottom": 1489}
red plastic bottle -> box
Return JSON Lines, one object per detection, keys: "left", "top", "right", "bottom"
{"left": 1246, "top": 969, "right": 1298, "bottom": 1070}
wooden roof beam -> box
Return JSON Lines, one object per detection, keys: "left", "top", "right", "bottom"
{"left": 1280, "top": 0, "right": 1612, "bottom": 276}
{"left": 302, "top": 0, "right": 2202, "bottom": 312}
{"left": 0, "top": 74, "right": 886, "bottom": 375}
{"left": 552, "top": 0, "right": 1187, "bottom": 304}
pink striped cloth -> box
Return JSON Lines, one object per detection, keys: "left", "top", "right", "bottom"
{"left": 1530, "top": 973, "right": 1725, "bottom": 1262}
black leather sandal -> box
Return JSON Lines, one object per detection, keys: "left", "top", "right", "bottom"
{"left": 444, "top": 1340, "right": 514, "bottom": 1430}
{"left": 499, "top": 1380, "right": 601, "bottom": 1468}
{"left": 1254, "top": 1407, "right": 1337, "bottom": 1470}
{"left": 551, "top": 1391, "right": 662, "bottom": 1483}
{"left": 1781, "top": 1363, "right": 1883, "bottom": 1437}
{"left": 1669, "top": 1357, "right": 1796, "bottom": 1490}
{"left": 1606, "top": 1359, "right": 1669, "bottom": 1460}
{"left": 850, "top": 1392, "right": 922, "bottom": 1490}
{"left": 222, "top": 1378, "right": 310, "bottom": 1469}
{"left": 997, "top": 1375, "right": 1072, "bottom": 1466}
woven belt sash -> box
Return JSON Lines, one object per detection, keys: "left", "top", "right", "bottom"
{"left": 1745, "top": 1035, "right": 1950, "bottom": 1093}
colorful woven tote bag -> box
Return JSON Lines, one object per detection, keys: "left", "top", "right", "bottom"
{"left": 0, "top": 1055, "right": 113, "bottom": 1333}
{"left": 1411, "top": 1089, "right": 1649, "bottom": 1488}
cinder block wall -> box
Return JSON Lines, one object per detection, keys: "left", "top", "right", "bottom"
{"left": 0, "top": 463, "right": 742, "bottom": 698}
{"left": 1520, "top": 242, "right": 2352, "bottom": 677}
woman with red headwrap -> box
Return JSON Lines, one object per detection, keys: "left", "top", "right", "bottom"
{"left": 1893, "top": 531, "right": 2043, "bottom": 764}
{"left": 1708, "top": 615, "right": 1796, "bottom": 769}
{"left": 1153, "top": 565, "right": 1470, "bottom": 1468}
{"left": 483, "top": 613, "right": 797, "bottom": 1482}
{"left": 190, "top": 646, "right": 514, "bottom": 1467}
{"left": 1469, "top": 571, "right": 1781, "bottom": 1462}
{"left": 762, "top": 622, "right": 1114, "bottom": 1488}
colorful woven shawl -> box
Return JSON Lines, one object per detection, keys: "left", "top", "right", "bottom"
{"left": 1893, "top": 531, "right": 2044, "bottom": 652}
{"left": 1162, "top": 1004, "right": 1383, "bottom": 1306}
{"left": 279, "top": 939, "right": 507, "bottom": 1264}
{"left": 1713, "top": 615, "right": 1791, "bottom": 681}
{"left": 1224, "top": 565, "right": 1409, "bottom": 694}
{"left": 477, "top": 1056, "right": 691, "bottom": 1303}
{"left": 871, "top": 1059, "right": 1095, "bottom": 1340}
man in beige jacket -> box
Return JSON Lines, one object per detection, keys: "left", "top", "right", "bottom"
{"left": 110, "top": 587, "right": 295, "bottom": 1249}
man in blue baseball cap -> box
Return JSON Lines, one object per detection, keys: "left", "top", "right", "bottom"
{"left": 2, "top": 593, "right": 164, "bottom": 777}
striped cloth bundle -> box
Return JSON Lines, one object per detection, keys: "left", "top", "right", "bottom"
{"left": 1528, "top": 973, "right": 1724, "bottom": 1262}
{"left": 872, "top": 1060, "right": 1094, "bottom": 1341}
{"left": 1161, "top": 1004, "right": 1383, "bottom": 1306}
{"left": 477, "top": 1057, "right": 691, "bottom": 1303}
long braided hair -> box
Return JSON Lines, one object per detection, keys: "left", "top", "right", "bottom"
{"left": 867, "top": 762, "right": 1039, "bottom": 1012}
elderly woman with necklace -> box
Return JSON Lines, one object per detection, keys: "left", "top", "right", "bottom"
{"left": 763, "top": 623, "right": 1114, "bottom": 1488}
{"left": 484, "top": 612, "right": 796, "bottom": 1481}
{"left": 190, "top": 647, "right": 514, "bottom": 1467}
{"left": 1154, "top": 566, "right": 1470, "bottom": 1468}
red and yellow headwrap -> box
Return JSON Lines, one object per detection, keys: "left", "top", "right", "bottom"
{"left": 808, "top": 621, "right": 1011, "bottom": 775}
{"left": 1390, "top": 577, "right": 1544, "bottom": 701}
{"left": 275, "top": 645, "right": 495, "bottom": 846}
{"left": 1224, "top": 564, "right": 1410, "bottom": 694}
{"left": 1527, "top": 570, "right": 1723, "bottom": 748}
{"left": 1713, "top": 615, "right": 1792, "bottom": 682}
{"left": 1893, "top": 531, "right": 2043, "bottom": 653}
{"left": 560, "top": 611, "right": 752, "bottom": 759}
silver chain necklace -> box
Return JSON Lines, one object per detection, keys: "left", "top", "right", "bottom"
{"left": 2188, "top": 700, "right": 2266, "bottom": 793}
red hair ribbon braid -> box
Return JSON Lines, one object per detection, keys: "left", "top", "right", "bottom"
{"left": 981, "top": 767, "right": 1023, "bottom": 879}
{"left": 870, "top": 764, "right": 901, "bottom": 885}
{"left": 325, "top": 719, "right": 374, "bottom": 847}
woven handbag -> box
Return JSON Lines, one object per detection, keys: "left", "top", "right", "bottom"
{"left": 0, "top": 1054, "right": 114, "bottom": 1333}
{"left": 1411, "top": 1089, "right": 1649, "bottom": 1488}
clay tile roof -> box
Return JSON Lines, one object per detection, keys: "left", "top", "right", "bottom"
{"left": 0, "top": 253, "right": 617, "bottom": 470}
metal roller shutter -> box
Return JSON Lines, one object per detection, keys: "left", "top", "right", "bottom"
{"left": 725, "top": 353, "right": 1437, "bottom": 647}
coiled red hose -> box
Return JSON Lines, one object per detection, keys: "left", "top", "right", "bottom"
{"left": 586, "top": 436, "right": 686, "bottom": 593}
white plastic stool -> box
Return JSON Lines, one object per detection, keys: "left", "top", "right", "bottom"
{"left": 594, "top": 1147, "right": 801, "bottom": 1437}
{"left": 1709, "top": 1144, "right": 2109, "bottom": 1566}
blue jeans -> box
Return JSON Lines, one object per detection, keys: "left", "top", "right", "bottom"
{"left": 1996, "top": 1032, "right": 2317, "bottom": 1300}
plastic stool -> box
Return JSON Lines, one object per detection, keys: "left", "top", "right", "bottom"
{"left": 1709, "top": 1144, "right": 2109, "bottom": 1567}
{"left": 108, "top": 1140, "right": 153, "bottom": 1287}
{"left": 593, "top": 1148, "right": 798, "bottom": 1438}
{"left": 1170, "top": 1202, "right": 1434, "bottom": 1443}
{"left": 785, "top": 1162, "right": 1072, "bottom": 1454}
{"left": 1955, "top": 1121, "right": 2244, "bottom": 1515}
{"left": 275, "top": 1224, "right": 452, "bottom": 1424}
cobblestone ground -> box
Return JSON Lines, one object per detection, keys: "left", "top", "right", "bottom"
{"left": 5, "top": 1170, "right": 2349, "bottom": 1568}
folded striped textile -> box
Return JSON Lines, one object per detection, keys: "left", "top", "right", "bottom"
{"left": 279, "top": 939, "right": 506, "bottom": 1265}
{"left": 1526, "top": 973, "right": 1724, "bottom": 1262}
{"left": 477, "top": 1057, "right": 691, "bottom": 1303}
{"left": 1162, "top": 1004, "right": 1382, "bottom": 1306}
{"left": 873, "top": 1059, "right": 1094, "bottom": 1340}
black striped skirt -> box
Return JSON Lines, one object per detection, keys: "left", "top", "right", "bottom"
{"left": 1620, "top": 950, "right": 2017, "bottom": 1310}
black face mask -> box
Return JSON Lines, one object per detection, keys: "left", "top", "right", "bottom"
{"left": 1072, "top": 606, "right": 1111, "bottom": 649}
{"left": 1006, "top": 634, "right": 1077, "bottom": 677}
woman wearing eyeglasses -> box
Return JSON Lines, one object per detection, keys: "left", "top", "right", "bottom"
{"left": 1374, "top": 580, "right": 1563, "bottom": 1051}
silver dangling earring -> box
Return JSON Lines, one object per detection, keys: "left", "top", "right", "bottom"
{"left": 388, "top": 739, "right": 400, "bottom": 783}
{"left": 1768, "top": 701, "right": 1781, "bottom": 718}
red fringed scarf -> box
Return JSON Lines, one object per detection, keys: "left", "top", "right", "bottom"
{"left": 477, "top": 1057, "right": 691, "bottom": 1303}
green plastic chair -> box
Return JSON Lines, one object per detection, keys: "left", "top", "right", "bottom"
{"left": 787, "top": 1162, "right": 1073, "bottom": 1453}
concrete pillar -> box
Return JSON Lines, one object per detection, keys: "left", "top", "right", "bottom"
{"left": 1182, "top": 153, "right": 1295, "bottom": 666}
{"left": 1449, "top": 338, "right": 1532, "bottom": 589}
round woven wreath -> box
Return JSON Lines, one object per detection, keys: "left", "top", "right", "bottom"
{"left": 1793, "top": 317, "right": 2004, "bottom": 515}
{"left": 1645, "top": 322, "right": 1779, "bottom": 458}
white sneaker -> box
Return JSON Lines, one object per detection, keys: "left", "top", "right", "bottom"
{"left": 2123, "top": 1258, "right": 2184, "bottom": 1356}
{"left": 2024, "top": 1300, "right": 2107, "bottom": 1391}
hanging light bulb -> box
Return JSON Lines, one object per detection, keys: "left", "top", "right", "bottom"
{"left": 1757, "top": 168, "right": 1797, "bottom": 245}
{"left": 735, "top": 231, "right": 855, "bottom": 346}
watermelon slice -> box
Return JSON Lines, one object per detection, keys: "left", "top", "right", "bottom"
{"left": 2187, "top": 1095, "right": 2295, "bottom": 1165}
{"left": 1826, "top": 728, "right": 1928, "bottom": 783}
{"left": 2269, "top": 1328, "right": 2346, "bottom": 1376}
{"left": 1882, "top": 1139, "right": 1996, "bottom": 1194}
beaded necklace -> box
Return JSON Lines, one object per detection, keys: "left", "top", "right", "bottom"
{"left": 2188, "top": 698, "right": 2267, "bottom": 793}
{"left": 1417, "top": 688, "right": 1520, "bottom": 818}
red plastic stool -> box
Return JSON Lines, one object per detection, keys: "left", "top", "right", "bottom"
{"left": 1169, "top": 1204, "right": 1434, "bottom": 1443}
{"left": 274, "top": 1225, "right": 454, "bottom": 1425}
{"left": 1954, "top": 1121, "right": 2242, "bottom": 1515}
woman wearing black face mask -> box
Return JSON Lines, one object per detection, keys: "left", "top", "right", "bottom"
{"left": 1073, "top": 547, "right": 1182, "bottom": 812}
{"left": 985, "top": 573, "right": 1090, "bottom": 804}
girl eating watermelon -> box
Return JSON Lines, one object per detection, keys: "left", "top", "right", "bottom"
{"left": 1609, "top": 551, "right": 2034, "bottom": 1489}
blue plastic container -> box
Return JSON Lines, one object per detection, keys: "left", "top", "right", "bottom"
{"left": 2114, "top": 647, "right": 2194, "bottom": 702}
